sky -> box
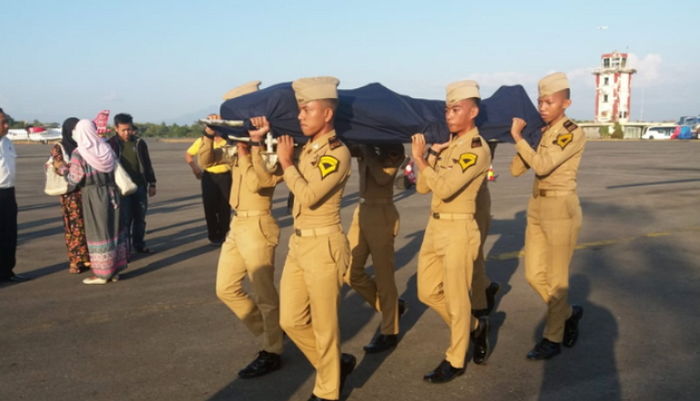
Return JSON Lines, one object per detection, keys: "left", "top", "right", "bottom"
{"left": 1, "top": 0, "right": 698, "bottom": 124}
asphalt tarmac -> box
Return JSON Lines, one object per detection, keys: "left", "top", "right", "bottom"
{"left": 1, "top": 140, "right": 699, "bottom": 401}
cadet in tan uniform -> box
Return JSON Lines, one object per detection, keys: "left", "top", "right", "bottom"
{"left": 345, "top": 143, "right": 406, "bottom": 353}
{"left": 200, "top": 81, "right": 286, "bottom": 378}
{"left": 276, "top": 77, "right": 355, "bottom": 401}
{"left": 412, "top": 80, "right": 491, "bottom": 383}
{"left": 509, "top": 72, "right": 585, "bottom": 360}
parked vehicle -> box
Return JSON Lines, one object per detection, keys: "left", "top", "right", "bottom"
{"left": 675, "top": 116, "right": 699, "bottom": 139}
{"left": 671, "top": 125, "right": 697, "bottom": 140}
{"left": 642, "top": 125, "right": 675, "bottom": 140}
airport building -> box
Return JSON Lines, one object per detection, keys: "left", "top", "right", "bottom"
{"left": 593, "top": 51, "right": 636, "bottom": 123}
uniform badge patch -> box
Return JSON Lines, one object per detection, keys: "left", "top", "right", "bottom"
{"left": 318, "top": 155, "right": 339, "bottom": 179}
{"left": 458, "top": 153, "right": 478, "bottom": 172}
{"left": 554, "top": 133, "right": 574, "bottom": 149}
{"left": 471, "top": 137, "right": 482, "bottom": 148}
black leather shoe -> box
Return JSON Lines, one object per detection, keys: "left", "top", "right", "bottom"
{"left": 423, "top": 360, "right": 465, "bottom": 383}
{"left": 472, "top": 316, "right": 490, "bottom": 365}
{"left": 563, "top": 305, "right": 583, "bottom": 348}
{"left": 526, "top": 339, "right": 561, "bottom": 360}
{"left": 363, "top": 334, "right": 398, "bottom": 353}
{"left": 238, "top": 351, "right": 281, "bottom": 379}
{"left": 473, "top": 281, "right": 500, "bottom": 318}
{"left": 398, "top": 298, "right": 407, "bottom": 318}
{"left": 340, "top": 353, "right": 356, "bottom": 393}
{"left": 135, "top": 247, "right": 152, "bottom": 254}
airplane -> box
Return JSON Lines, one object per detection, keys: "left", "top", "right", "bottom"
{"left": 7, "top": 129, "right": 29, "bottom": 141}
{"left": 6, "top": 126, "right": 62, "bottom": 143}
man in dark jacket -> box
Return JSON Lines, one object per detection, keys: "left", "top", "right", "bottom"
{"left": 108, "top": 113, "right": 156, "bottom": 254}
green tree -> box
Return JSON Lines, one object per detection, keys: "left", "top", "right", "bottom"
{"left": 599, "top": 125, "right": 610, "bottom": 138}
{"left": 611, "top": 122, "right": 624, "bottom": 139}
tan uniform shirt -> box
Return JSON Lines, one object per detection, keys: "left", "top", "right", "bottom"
{"left": 198, "top": 137, "right": 282, "bottom": 210}
{"left": 510, "top": 116, "right": 586, "bottom": 192}
{"left": 417, "top": 128, "right": 491, "bottom": 214}
{"left": 284, "top": 130, "right": 351, "bottom": 229}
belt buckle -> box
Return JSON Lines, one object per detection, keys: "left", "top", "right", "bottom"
{"left": 359, "top": 198, "right": 366, "bottom": 204}
{"left": 432, "top": 212, "right": 440, "bottom": 219}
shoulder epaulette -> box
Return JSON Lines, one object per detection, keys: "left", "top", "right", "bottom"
{"left": 563, "top": 120, "right": 578, "bottom": 133}
{"left": 328, "top": 136, "right": 344, "bottom": 150}
{"left": 471, "top": 137, "right": 483, "bottom": 148}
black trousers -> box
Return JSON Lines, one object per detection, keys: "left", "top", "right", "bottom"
{"left": 201, "top": 171, "right": 232, "bottom": 243}
{"left": 0, "top": 187, "right": 18, "bottom": 279}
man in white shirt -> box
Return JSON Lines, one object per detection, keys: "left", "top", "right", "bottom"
{"left": 0, "top": 108, "right": 27, "bottom": 282}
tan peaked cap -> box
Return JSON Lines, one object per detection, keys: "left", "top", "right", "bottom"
{"left": 446, "top": 80, "right": 481, "bottom": 105}
{"left": 222, "top": 80, "right": 261, "bottom": 100}
{"left": 292, "top": 76, "right": 339, "bottom": 104}
{"left": 538, "top": 72, "right": 569, "bottom": 96}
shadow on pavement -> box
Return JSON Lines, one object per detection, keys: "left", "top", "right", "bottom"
{"left": 346, "top": 229, "right": 425, "bottom": 394}
{"left": 607, "top": 178, "right": 700, "bottom": 189}
{"left": 536, "top": 274, "right": 620, "bottom": 401}
{"left": 121, "top": 224, "right": 211, "bottom": 279}
{"left": 485, "top": 209, "right": 527, "bottom": 293}
{"left": 7, "top": 262, "right": 65, "bottom": 281}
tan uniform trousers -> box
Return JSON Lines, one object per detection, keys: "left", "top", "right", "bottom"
{"left": 471, "top": 186, "right": 492, "bottom": 310}
{"left": 417, "top": 216, "right": 480, "bottom": 369}
{"left": 345, "top": 204, "right": 400, "bottom": 335}
{"left": 215, "top": 214, "right": 283, "bottom": 354}
{"left": 524, "top": 193, "right": 582, "bottom": 343}
{"left": 279, "top": 228, "right": 349, "bottom": 401}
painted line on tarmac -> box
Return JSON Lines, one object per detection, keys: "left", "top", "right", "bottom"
{"left": 487, "top": 225, "right": 700, "bottom": 261}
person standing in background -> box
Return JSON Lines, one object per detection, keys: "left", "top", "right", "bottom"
{"left": 50, "top": 117, "right": 91, "bottom": 273}
{"left": 0, "top": 108, "right": 27, "bottom": 283}
{"left": 108, "top": 113, "right": 156, "bottom": 255}
{"left": 62, "top": 119, "right": 127, "bottom": 284}
{"left": 185, "top": 135, "right": 231, "bottom": 245}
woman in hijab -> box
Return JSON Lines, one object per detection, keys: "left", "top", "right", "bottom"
{"left": 59, "top": 119, "right": 128, "bottom": 284}
{"left": 51, "top": 117, "right": 90, "bottom": 273}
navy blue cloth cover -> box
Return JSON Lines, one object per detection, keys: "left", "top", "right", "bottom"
{"left": 219, "top": 82, "right": 543, "bottom": 146}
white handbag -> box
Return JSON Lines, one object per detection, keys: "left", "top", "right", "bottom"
{"left": 44, "top": 145, "right": 69, "bottom": 196}
{"left": 115, "top": 161, "right": 138, "bottom": 196}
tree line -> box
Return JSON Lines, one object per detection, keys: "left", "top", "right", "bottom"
{"left": 6, "top": 114, "right": 204, "bottom": 138}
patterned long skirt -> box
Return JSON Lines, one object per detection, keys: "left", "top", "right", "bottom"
{"left": 59, "top": 191, "right": 90, "bottom": 271}
{"left": 82, "top": 185, "right": 128, "bottom": 279}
